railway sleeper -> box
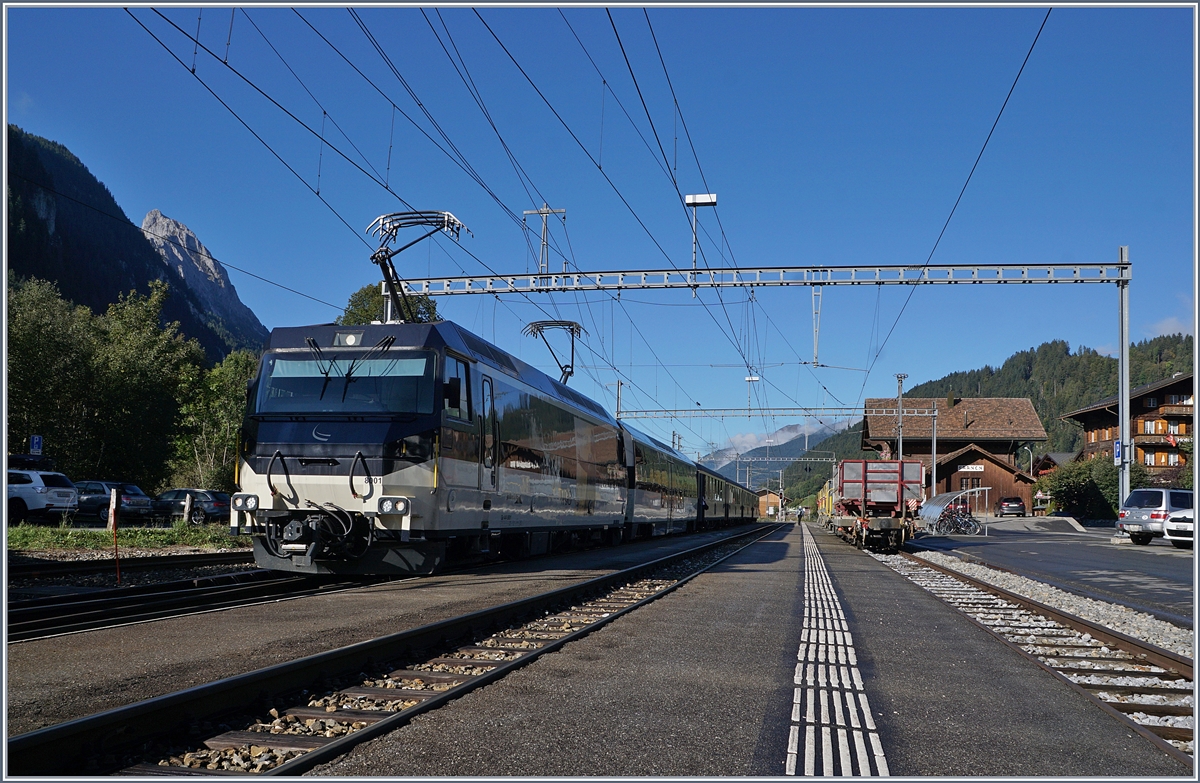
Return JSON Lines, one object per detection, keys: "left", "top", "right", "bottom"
{"left": 96, "top": 531, "right": 770, "bottom": 777}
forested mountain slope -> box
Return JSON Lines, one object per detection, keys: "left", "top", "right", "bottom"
{"left": 905, "top": 336, "right": 1192, "bottom": 454}
{"left": 7, "top": 124, "right": 264, "bottom": 361}
{"left": 784, "top": 335, "right": 1192, "bottom": 505}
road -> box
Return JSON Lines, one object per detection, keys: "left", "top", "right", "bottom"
{"left": 909, "top": 516, "right": 1194, "bottom": 627}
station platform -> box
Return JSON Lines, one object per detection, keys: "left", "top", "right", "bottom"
{"left": 311, "top": 522, "right": 1190, "bottom": 776}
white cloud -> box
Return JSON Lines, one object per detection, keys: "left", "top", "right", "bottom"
{"left": 1148, "top": 315, "right": 1194, "bottom": 337}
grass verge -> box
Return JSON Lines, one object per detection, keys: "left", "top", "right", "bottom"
{"left": 7, "top": 522, "right": 252, "bottom": 551}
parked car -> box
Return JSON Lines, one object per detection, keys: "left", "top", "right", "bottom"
{"left": 944, "top": 498, "right": 972, "bottom": 514}
{"left": 75, "top": 481, "right": 154, "bottom": 522}
{"left": 7, "top": 470, "right": 78, "bottom": 523}
{"left": 152, "top": 489, "right": 231, "bottom": 525}
{"left": 1118, "top": 488, "right": 1193, "bottom": 545}
{"left": 1163, "top": 508, "right": 1193, "bottom": 550}
{"left": 993, "top": 497, "right": 1026, "bottom": 517}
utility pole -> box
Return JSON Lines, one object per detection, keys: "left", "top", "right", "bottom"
{"left": 1118, "top": 246, "right": 1131, "bottom": 503}
{"left": 523, "top": 203, "right": 566, "bottom": 282}
{"left": 931, "top": 411, "right": 938, "bottom": 498}
{"left": 895, "top": 373, "right": 908, "bottom": 460}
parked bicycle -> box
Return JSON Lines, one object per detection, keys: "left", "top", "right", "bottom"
{"left": 935, "top": 508, "right": 981, "bottom": 535}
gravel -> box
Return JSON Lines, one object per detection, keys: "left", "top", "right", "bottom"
{"left": 911, "top": 550, "right": 1193, "bottom": 658}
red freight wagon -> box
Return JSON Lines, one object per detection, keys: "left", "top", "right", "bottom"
{"left": 831, "top": 459, "right": 923, "bottom": 550}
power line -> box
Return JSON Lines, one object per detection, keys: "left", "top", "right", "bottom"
{"left": 147, "top": 8, "right": 416, "bottom": 220}
{"left": 134, "top": 8, "right": 706, "bottom": 448}
{"left": 9, "top": 172, "right": 343, "bottom": 311}
{"left": 126, "top": 9, "right": 372, "bottom": 252}
{"left": 240, "top": 9, "right": 386, "bottom": 184}
{"left": 476, "top": 10, "right": 755, "bottom": 382}
{"left": 852, "top": 7, "right": 1053, "bottom": 408}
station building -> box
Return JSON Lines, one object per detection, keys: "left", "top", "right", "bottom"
{"left": 757, "top": 489, "right": 783, "bottom": 519}
{"left": 861, "top": 395, "right": 1047, "bottom": 513}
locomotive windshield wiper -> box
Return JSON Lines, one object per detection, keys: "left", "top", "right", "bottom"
{"left": 341, "top": 335, "right": 396, "bottom": 402}
{"left": 305, "top": 337, "right": 340, "bottom": 401}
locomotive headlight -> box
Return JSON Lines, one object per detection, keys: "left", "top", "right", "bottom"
{"left": 233, "top": 493, "right": 259, "bottom": 511}
{"left": 378, "top": 496, "right": 410, "bottom": 515}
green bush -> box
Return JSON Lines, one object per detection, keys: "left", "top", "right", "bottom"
{"left": 1034, "top": 457, "right": 1154, "bottom": 519}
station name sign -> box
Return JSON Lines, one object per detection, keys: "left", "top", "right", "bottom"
{"left": 957, "top": 464, "right": 984, "bottom": 472}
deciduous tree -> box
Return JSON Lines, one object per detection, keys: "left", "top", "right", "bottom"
{"left": 336, "top": 283, "right": 438, "bottom": 325}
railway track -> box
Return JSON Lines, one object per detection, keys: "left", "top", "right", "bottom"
{"left": 7, "top": 550, "right": 256, "bottom": 580}
{"left": 8, "top": 570, "right": 393, "bottom": 642}
{"left": 7, "top": 524, "right": 781, "bottom": 776}
{"left": 872, "top": 551, "right": 1193, "bottom": 763}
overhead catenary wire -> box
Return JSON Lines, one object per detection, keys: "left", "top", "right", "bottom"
{"left": 9, "top": 172, "right": 344, "bottom": 312}
{"left": 137, "top": 7, "right": 805, "bottom": 461}
{"left": 476, "top": 10, "right": 756, "bottom": 390}
{"left": 411, "top": 9, "right": 717, "bottom": 442}
{"left": 132, "top": 8, "right": 715, "bottom": 451}
{"left": 126, "top": 9, "right": 374, "bottom": 251}
{"left": 851, "top": 8, "right": 1053, "bottom": 409}
{"left": 153, "top": 6, "right": 679, "bottom": 442}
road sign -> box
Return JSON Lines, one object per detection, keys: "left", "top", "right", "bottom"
{"left": 1113, "top": 439, "right": 1122, "bottom": 466}
{"left": 29, "top": 435, "right": 42, "bottom": 456}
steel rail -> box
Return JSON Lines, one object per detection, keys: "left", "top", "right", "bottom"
{"left": 6, "top": 524, "right": 779, "bottom": 776}
{"left": 898, "top": 552, "right": 1193, "bottom": 765}
{"left": 899, "top": 552, "right": 1192, "bottom": 678}
{"left": 7, "top": 571, "right": 378, "bottom": 643}
{"left": 7, "top": 550, "right": 255, "bottom": 579}
{"left": 912, "top": 544, "right": 1194, "bottom": 630}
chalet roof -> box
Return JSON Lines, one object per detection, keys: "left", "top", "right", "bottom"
{"left": 862, "top": 397, "right": 1047, "bottom": 443}
{"left": 906, "top": 443, "right": 1035, "bottom": 482}
{"left": 1042, "top": 452, "right": 1080, "bottom": 467}
{"left": 1060, "top": 372, "right": 1193, "bottom": 421}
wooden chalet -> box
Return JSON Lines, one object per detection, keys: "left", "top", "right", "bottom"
{"left": 862, "top": 395, "right": 1048, "bottom": 512}
{"left": 1060, "top": 372, "right": 1192, "bottom": 478}
{"left": 1031, "top": 452, "right": 1080, "bottom": 478}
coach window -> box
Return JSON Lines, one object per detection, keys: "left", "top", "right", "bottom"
{"left": 444, "top": 355, "right": 471, "bottom": 420}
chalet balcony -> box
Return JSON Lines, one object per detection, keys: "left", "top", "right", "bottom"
{"left": 1155, "top": 404, "right": 1194, "bottom": 416}
{"left": 1132, "top": 433, "right": 1192, "bottom": 447}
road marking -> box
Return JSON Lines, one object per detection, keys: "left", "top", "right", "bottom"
{"left": 785, "top": 524, "right": 889, "bottom": 776}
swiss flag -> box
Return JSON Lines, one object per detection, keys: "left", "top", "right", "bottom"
{"left": 1167, "top": 433, "right": 1177, "bottom": 447}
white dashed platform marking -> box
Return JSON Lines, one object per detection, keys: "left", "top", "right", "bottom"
{"left": 785, "top": 524, "right": 889, "bottom": 776}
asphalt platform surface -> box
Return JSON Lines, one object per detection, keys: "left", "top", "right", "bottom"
{"left": 310, "top": 522, "right": 1190, "bottom": 777}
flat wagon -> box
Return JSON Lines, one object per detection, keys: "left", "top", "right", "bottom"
{"left": 826, "top": 459, "right": 924, "bottom": 550}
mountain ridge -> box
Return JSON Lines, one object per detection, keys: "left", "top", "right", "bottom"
{"left": 6, "top": 124, "right": 266, "bottom": 361}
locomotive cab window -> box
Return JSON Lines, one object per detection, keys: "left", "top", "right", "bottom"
{"left": 444, "top": 354, "right": 471, "bottom": 420}
{"left": 254, "top": 350, "right": 435, "bottom": 415}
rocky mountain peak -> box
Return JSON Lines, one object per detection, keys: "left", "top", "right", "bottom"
{"left": 141, "top": 210, "right": 268, "bottom": 350}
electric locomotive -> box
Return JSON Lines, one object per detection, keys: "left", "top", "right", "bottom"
{"left": 229, "top": 319, "right": 758, "bottom": 575}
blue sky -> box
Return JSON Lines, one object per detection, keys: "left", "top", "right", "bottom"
{"left": 6, "top": 5, "right": 1195, "bottom": 457}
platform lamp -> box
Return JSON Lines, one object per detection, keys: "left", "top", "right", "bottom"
{"left": 745, "top": 375, "right": 760, "bottom": 410}
{"left": 686, "top": 193, "right": 717, "bottom": 297}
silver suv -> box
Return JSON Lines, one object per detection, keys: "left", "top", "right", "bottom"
{"left": 1118, "top": 488, "right": 1193, "bottom": 545}
{"left": 7, "top": 470, "right": 79, "bottom": 523}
